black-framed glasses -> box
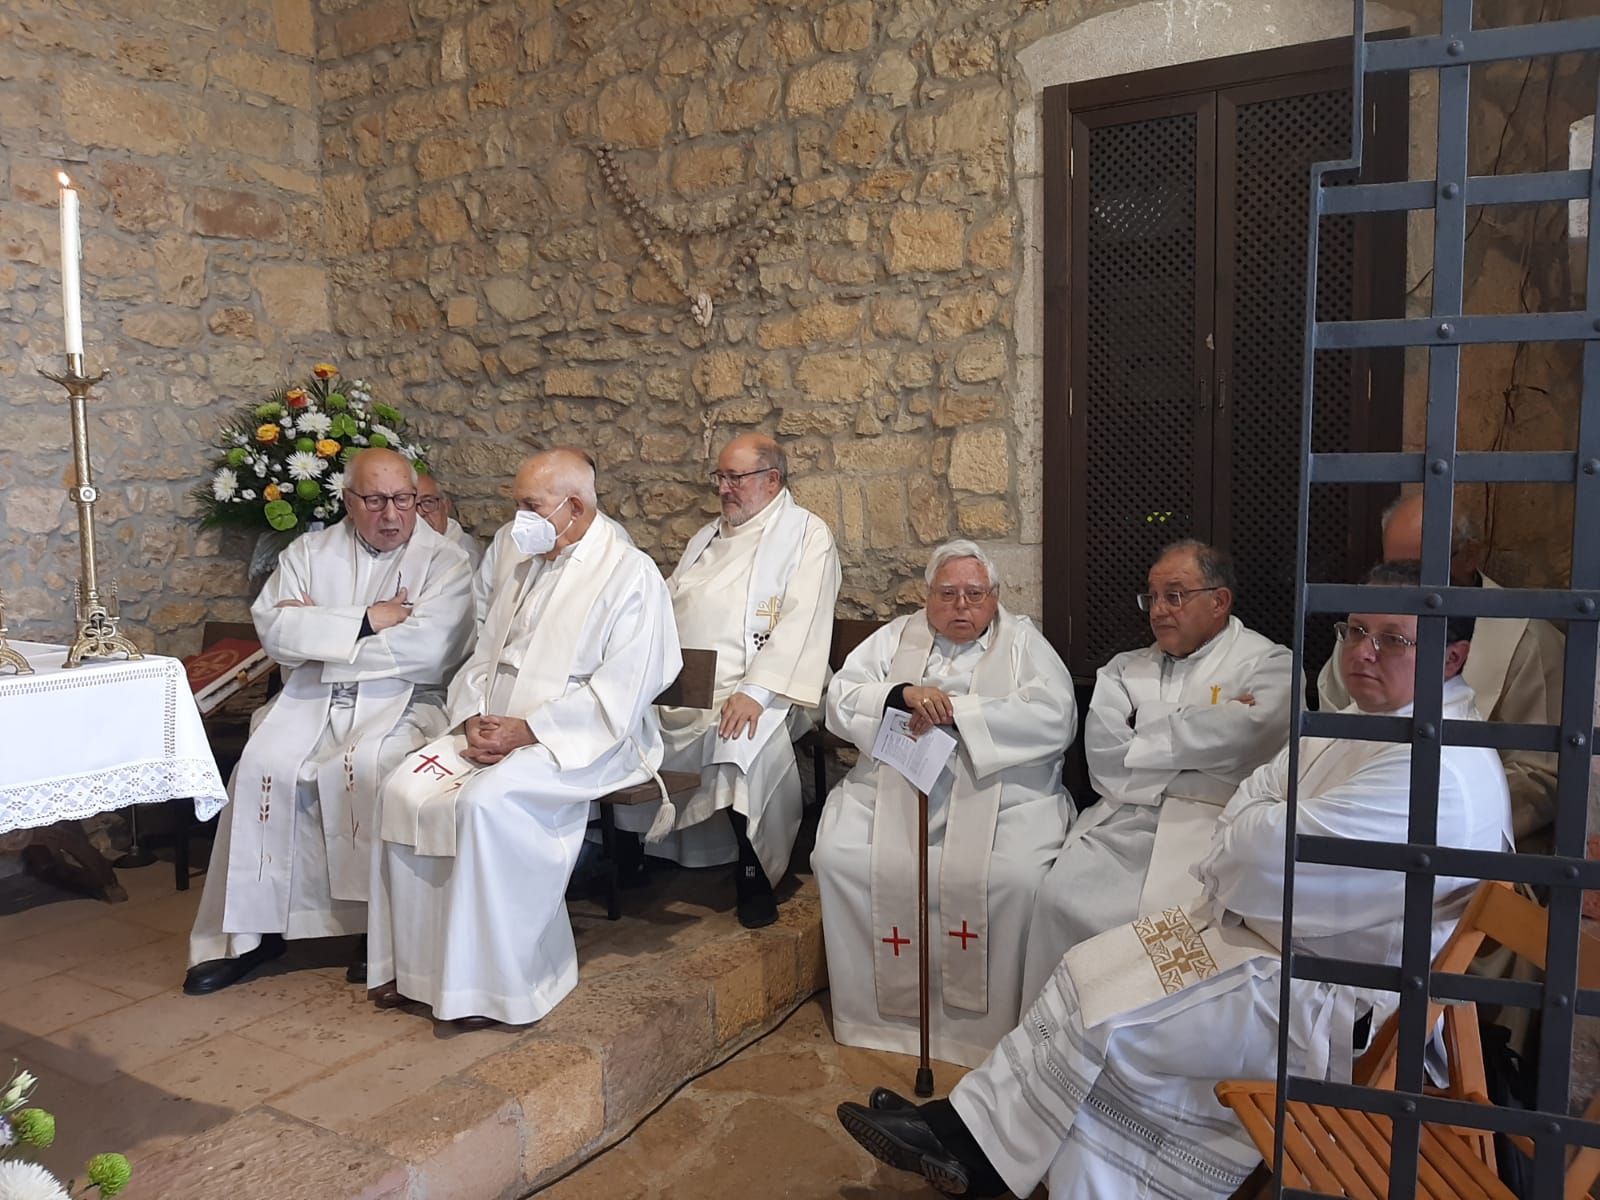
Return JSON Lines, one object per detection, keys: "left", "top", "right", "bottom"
{"left": 416, "top": 495, "right": 445, "bottom": 513}
{"left": 1136, "top": 586, "right": 1222, "bottom": 612}
{"left": 709, "top": 467, "right": 776, "bottom": 488}
{"left": 346, "top": 490, "right": 418, "bottom": 512}
{"left": 932, "top": 586, "right": 996, "bottom": 606}
{"left": 1333, "top": 620, "right": 1418, "bottom": 657}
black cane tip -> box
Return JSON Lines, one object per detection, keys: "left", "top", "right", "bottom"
{"left": 914, "top": 1067, "right": 935, "bottom": 1098}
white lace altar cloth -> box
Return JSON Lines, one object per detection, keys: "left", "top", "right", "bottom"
{"left": 0, "top": 641, "right": 227, "bottom": 837}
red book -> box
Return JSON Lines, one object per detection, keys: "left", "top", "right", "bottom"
{"left": 184, "top": 637, "right": 272, "bottom": 715}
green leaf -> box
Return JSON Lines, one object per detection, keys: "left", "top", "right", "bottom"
{"left": 264, "top": 500, "right": 298, "bottom": 531}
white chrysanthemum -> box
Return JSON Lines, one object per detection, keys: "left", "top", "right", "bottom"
{"left": 0, "top": 1161, "right": 71, "bottom": 1200}
{"left": 211, "top": 468, "right": 239, "bottom": 502}
{"left": 278, "top": 415, "right": 293, "bottom": 428}
{"left": 286, "top": 451, "right": 327, "bottom": 482}
{"left": 324, "top": 470, "right": 346, "bottom": 495}
{"left": 297, "top": 412, "right": 332, "bottom": 437}
{"left": 241, "top": 489, "right": 257, "bottom": 501}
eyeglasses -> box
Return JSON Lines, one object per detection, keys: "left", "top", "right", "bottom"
{"left": 1334, "top": 621, "right": 1418, "bottom": 657}
{"left": 345, "top": 490, "right": 418, "bottom": 512}
{"left": 1136, "top": 586, "right": 1222, "bottom": 612}
{"left": 932, "top": 586, "right": 996, "bottom": 606}
{"left": 709, "top": 467, "right": 776, "bottom": 488}
{"left": 416, "top": 496, "right": 444, "bottom": 513}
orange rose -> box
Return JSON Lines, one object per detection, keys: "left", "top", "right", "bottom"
{"left": 315, "top": 438, "right": 341, "bottom": 458}
{"left": 256, "top": 423, "right": 281, "bottom": 444}
{"left": 285, "top": 388, "right": 309, "bottom": 409}
{"left": 264, "top": 483, "right": 283, "bottom": 502}
{"left": 313, "top": 363, "right": 338, "bottom": 380}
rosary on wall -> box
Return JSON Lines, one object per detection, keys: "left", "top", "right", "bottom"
{"left": 591, "top": 143, "right": 795, "bottom": 329}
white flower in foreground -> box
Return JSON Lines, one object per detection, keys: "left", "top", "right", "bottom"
{"left": 324, "top": 470, "right": 346, "bottom": 495}
{"left": 286, "top": 451, "right": 327, "bottom": 482}
{"left": 370, "top": 424, "right": 398, "bottom": 443}
{"left": 211, "top": 469, "right": 238, "bottom": 502}
{"left": 0, "top": 1073, "right": 34, "bottom": 1107}
{"left": 0, "top": 1161, "right": 71, "bottom": 1200}
{"left": 241, "top": 490, "right": 257, "bottom": 501}
{"left": 297, "top": 412, "right": 332, "bottom": 437}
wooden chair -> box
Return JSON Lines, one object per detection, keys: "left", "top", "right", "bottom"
{"left": 795, "top": 617, "right": 885, "bottom": 803}
{"left": 587, "top": 647, "right": 717, "bottom": 921}
{"left": 1217, "top": 880, "right": 1600, "bottom": 1199}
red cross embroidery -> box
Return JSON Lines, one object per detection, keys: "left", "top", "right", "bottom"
{"left": 948, "top": 920, "right": 979, "bottom": 949}
{"left": 412, "top": 753, "right": 454, "bottom": 779}
{"left": 881, "top": 927, "right": 910, "bottom": 957}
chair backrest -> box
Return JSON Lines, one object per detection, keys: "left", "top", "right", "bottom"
{"left": 831, "top": 618, "right": 884, "bottom": 670}
{"left": 655, "top": 648, "right": 717, "bottom": 709}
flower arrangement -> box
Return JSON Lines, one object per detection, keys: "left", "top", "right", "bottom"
{"left": 191, "top": 364, "right": 428, "bottom": 535}
{"left": 0, "top": 1064, "right": 130, "bottom": 1199}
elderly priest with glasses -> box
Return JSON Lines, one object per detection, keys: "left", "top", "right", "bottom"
{"left": 185, "top": 448, "right": 476, "bottom": 995}
{"left": 367, "top": 449, "right": 681, "bottom": 1029}
{"left": 836, "top": 559, "right": 1513, "bottom": 1199}
{"left": 1021, "top": 539, "right": 1293, "bottom": 1006}
{"left": 813, "top": 541, "right": 1077, "bottom": 1068}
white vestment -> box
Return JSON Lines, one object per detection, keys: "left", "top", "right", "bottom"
{"left": 443, "top": 517, "right": 484, "bottom": 570}
{"left": 815, "top": 610, "right": 1077, "bottom": 1068}
{"left": 368, "top": 514, "right": 681, "bottom": 1024}
{"left": 189, "top": 522, "right": 474, "bottom": 965}
{"left": 951, "top": 675, "right": 1512, "bottom": 1200}
{"left": 473, "top": 520, "right": 514, "bottom": 626}
{"left": 1318, "top": 574, "right": 1564, "bottom": 848}
{"left": 1023, "top": 617, "right": 1292, "bottom": 1003}
{"left": 614, "top": 489, "right": 840, "bottom": 884}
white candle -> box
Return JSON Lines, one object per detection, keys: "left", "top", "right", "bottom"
{"left": 58, "top": 171, "right": 83, "bottom": 357}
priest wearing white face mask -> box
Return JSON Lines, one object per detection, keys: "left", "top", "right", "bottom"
{"left": 369, "top": 449, "right": 681, "bottom": 1029}
{"left": 613, "top": 433, "right": 840, "bottom": 928}
{"left": 814, "top": 542, "right": 1077, "bottom": 1068}
{"left": 185, "top": 448, "right": 476, "bottom": 995}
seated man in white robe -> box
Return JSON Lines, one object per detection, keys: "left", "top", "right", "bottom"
{"left": 416, "top": 472, "right": 484, "bottom": 570}
{"left": 369, "top": 449, "right": 680, "bottom": 1030}
{"left": 837, "top": 559, "right": 1512, "bottom": 1199}
{"left": 1321, "top": 493, "right": 1563, "bottom": 851}
{"left": 814, "top": 541, "right": 1077, "bottom": 1068}
{"left": 1023, "top": 539, "right": 1293, "bottom": 1003}
{"left": 185, "top": 448, "right": 475, "bottom": 994}
{"left": 615, "top": 433, "right": 840, "bottom": 928}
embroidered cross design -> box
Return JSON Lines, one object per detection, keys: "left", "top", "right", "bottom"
{"left": 1210, "top": 684, "right": 1222, "bottom": 705}
{"left": 881, "top": 927, "right": 910, "bottom": 957}
{"left": 258, "top": 775, "right": 272, "bottom": 823}
{"left": 412, "top": 753, "right": 454, "bottom": 780}
{"left": 1132, "top": 906, "right": 1221, "bottom": 995}
{"left": 948, "top": 920, "right": 980, "bottom": 949}
{"left": 343, "top": 748, "right": 356, "bottom": 792}
{"left": 755, "top": 595, "right": 783, "bottom": 631}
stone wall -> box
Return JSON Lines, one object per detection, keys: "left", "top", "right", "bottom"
{"left": 0, "top": 0, "right": 324, "bottom": 654}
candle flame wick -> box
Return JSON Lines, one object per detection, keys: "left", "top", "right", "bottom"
{"left": 57, "top": 171, "right": 72, "bottom": 187}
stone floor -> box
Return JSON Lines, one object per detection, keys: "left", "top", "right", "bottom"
{"left": 0, "top": 852, "right": 827, "bottom": 1199}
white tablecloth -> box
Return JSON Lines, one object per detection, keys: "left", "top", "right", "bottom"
{"left": 0, "top": 641, "right": 227, "bottom": 836}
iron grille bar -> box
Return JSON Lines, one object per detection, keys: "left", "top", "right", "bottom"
{"left": 1320, "top": 168, "right": 1592, "bottom": 214}
{"left": 1304, "top": 582, "right": 1600, "bottom": 619}
{"left": 1309, "top": 449, "right": 1583, "bottom": 483}
{"left": 1319, "top": 310, "right": 1599, "bottom": 348}
{"left": 1297, "top": 835, "right": 1600, "bottom": 888}
{"left": 1364, "top": 17, "right": 1600, "bottom": 71}
{"left": 1301, "top": 711, "right": 1563, "bottom": 752}
{"left": 1285, "top": 1076, "right": 1600, "bottom": 1147}
{"left": 1289, "top": 955, "right": 1401, "bottom": 991}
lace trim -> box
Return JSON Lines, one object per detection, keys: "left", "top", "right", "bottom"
{"left": 0, "top": 758, "right": 227, "bottom": 835}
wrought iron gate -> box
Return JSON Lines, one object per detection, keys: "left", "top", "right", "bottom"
{"left": 1279, "top": 3, "right": 1600, "bottom": 1198}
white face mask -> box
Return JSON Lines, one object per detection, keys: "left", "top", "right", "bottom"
{"left": 511, "top": 500, "right": 574, "bottom": 556}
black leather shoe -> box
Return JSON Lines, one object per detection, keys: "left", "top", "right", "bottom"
{"left": 182, "top": 934, "right": 286, "bottom": 996}
{"left": 837, "top": 1102, "right": 970, "bottom": 1195}
{"left": 869, "top": 1087, "right": 915, "bottom": 1111}
{"left": 735, "top": 863, "right": 779, "bottom": 929}
{"left": 346, "top": 935, "right": 367, "bottom": 984}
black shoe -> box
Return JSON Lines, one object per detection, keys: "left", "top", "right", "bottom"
{"left": 735, "top": 863, "right": 779, "bottom": 929}
{"left": 182, "top": 934, "right": 286, "bottom": 996}
{"left": 870, "top": 1087, "right": 916, "bottom": 1111}
{"left": 837, "top": 1102, "right": 971, "bottom": 1195}
{"left": 346, "top": 935, "right": 367, "bottom": 984}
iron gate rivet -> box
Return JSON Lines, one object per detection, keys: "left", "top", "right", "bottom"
{"left": 1441, "top": 182, "right": 1459, "bottom": 199}
{"left": 1570, "top": 733, "right": 1588, "bottom": 747}
{"left": 1401, "top": 1100, "right": 1417, "bottom": 1114}
{"left": 1409, "top": 976, "right": 1425, "bottom": 989}
{"left": 1425, "top": 592, "right": 1443, "bottom": 608}
{"left": 1593, "top": 318, "right": 1600, "bottom": 332}
{"left": 1413, "top": 852, "right": 1431, "bottom": 868}
{"left": 1586, "top": 460, "right": 1600, "bottom": 475}
{"left": 1580, "top": 598, "right": 1597, "bottom": 614}
{"left": 1437, "top": 322, "right": 1454, "bottom": 338}
{"left": 1418, "top": 722, "right": 1437, "bottom": 739}
{"left": 1446, "top": 39, "right": 1465, "bottom": 55}
{"left": 1430, "top": 459, "right": 1449, "bottom": 475}
{"left": 1566, "top": 865, "right": 1581, "bottom": 880}
{"left": 1547, "top": 1120, "right": 1562, "bottom": 1135}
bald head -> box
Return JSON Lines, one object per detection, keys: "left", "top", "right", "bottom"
{"left": 513, "top": 449, "right": 599, "bottom": 559}
{"left": 346, "top": 447, "right": 417, "bottom": 492}
{"left": 714, "top": 433, "right": 786, "bottom": 526}
{"left": 1380, "top": 493, "right": 1483, "bottom": 583}
{"left": 343, "top": 448, "right": 419, "bottom": 552}
{"left": 414, "top": 471, "right": 450, "bottom": 534}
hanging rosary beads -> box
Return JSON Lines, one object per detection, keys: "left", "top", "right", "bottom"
{"left": 592, "top": 142, "right": 795, "bottom": 329}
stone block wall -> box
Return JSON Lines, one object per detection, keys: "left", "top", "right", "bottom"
{"left": 0, "top": 0, "right": 325, "bottom": 654}
{"left": 314, "top": 0, "right": 1061, "bottom": 618}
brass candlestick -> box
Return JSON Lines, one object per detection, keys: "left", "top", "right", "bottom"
{"left": 39, "top": 353, "right": 141, "bottom": 667}
{"left": 0, "top": 589, "right": 33, "bottom": 675}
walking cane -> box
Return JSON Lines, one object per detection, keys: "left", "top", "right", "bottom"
{"left": 915, "top": 786, "right": 935, "bottom": 1097}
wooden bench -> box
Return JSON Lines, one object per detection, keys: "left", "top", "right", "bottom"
{"left": 588, "top": 647, "right": 717, "bottom": 920}
{"left": 796, "top": 617, "right": 885, "bottom": 803}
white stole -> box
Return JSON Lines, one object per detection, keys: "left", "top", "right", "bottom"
{"left": 224, "top": 526, "right": 436, "bottom": 932}
{"left": 870, "top": 611, "right": 1016, "bottom": 1019}
{"left": 381, "top": 515, "right": 637, "bottom": 857}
